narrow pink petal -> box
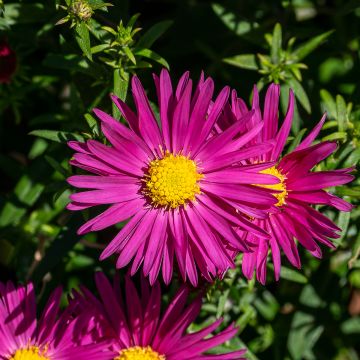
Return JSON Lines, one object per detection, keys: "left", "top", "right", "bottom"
{"left": 69, "top": 187, "right": 140, "bottom": 205}
{"left": 190, "top": 86, "right": 230, "bottom": 154}
{"left": 287, "top": 171, "right": 354, "bottom": 191}
{"left": 172, "top": 80, "right": 192, "bottom": 153}
{"left": 131, "top": 76, "right": 163, "bottom": 152}
{"left": 183, "top": 77, "right": 214, "bottom": 152}
{"left": 77, "top": 198, "right": 144, "bottom": 235}
{"left": 202, "top": 142, "right": 273, "bottom": 172}
{"left": 272, "top": 89, "right": 295, "bottom": 160}
{"left": 100, "top": 209, "right": 147, "bottom": 259}
{"left": 296, "top": 113, "right": 326, "bottom": 150}
{"left": 263, "top": 83, "right": 280, "bottom": 141}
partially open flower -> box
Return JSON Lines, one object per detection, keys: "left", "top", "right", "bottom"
{"left": 218, "top": 84, "right": 354, "bottom": 284}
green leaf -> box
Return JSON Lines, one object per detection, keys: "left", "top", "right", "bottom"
{"left": 216, "top": 289, "right": 230, "bottom": 318}
{"left": 336, "top": 94, "right": 348, "bottom": 132}
{"left": 271, "top": 23, "right": 282, "bottom": 64}
{"left": 212, "top": 3, "right": 258, "bottom": 36}
{"left": 320, "top": 89, "right": 336, "bottom": 118}
{"left": 341, "top": 317, "right": 360, "bottom": 334}
{"left": 280, "top": 266, "right": 308, "bottom": 283}
{"left": 334, "top": 211, "right": 351, "bottom": 246}
{"left": 135, "top": 48, "right": 169, "bottom": 69}
{"left": 91, "top": 43, "right": 109, "bottom": 54}
{"left": 112, "top": 70, "right": 129, "bottom": 120}
{"left": 75, "top": 22, "right": 92, "bottom": 60}
{"left": 287, "top": 77, "right": 311, "bottom": 113}
{"left": 84, "top": 113, "right": 99, "bottom": 136}
{"left": 322, "top": 131, "right": 347, "bottom": 141}
{"left": 288, "top": 312, "right": 324, "bottom": 360}
{"left": 123, "top": 46, "right": 136, "bottom": 65}
{"left": 29, "top": 130, "right": 84, "bottom": 143}
{"left": 292, "top": 30, "right": 334, "bottom": 61}
{"left": 136, "top": 20, "right": 173, "bottom": 49}
{"left": 223, "top": 54, "right": 258, "bottom": 70}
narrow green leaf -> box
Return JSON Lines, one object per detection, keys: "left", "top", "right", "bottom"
{"left": 223, "top": 54, "right": 258, "bottom": 70}
{"left": 287, "top": 77, "right": 311, "bottom": 113}
{"left": 334, "top": 211, "right": 351, "bottom": 246}
{"left": 292, "top": 30, "right": 334, "bottom": 61}
{"left": 75, "top": 22, "right": 92, "bottom": 60}
{"left": 320, "top": 89, "right": 336, "bottom": 118}
{"left": 136, "top": 20, "right": 173, "bottom": 49}
{"left": 216, "top": 289, "right": 230, "bottom": 318}
{"left": 29, "top": 130, "right": 84, "bottom": 143}
{"left": 91, "top": 43, "right": 109, "bottom": 54}
{"left": 84, "top": 113, "right": 99, "bottom": 136}
{"left": 336, "top": 94, "right": 348, "bottom": 132}
{"left": 322, "top": 131, "right": 347, "bottom": 141}
{"left": 212, "top": 3, "right": 258, "bottom": 36}
{"left": 135, "top": 48, "right": 169, "bottom": 69}
{"left": 112, "top": 70, "right": 129, "bottom": 120}
{"left": 280, "top": 266, "right": 308, "bottom": 283}
{"left": 271, "top": 23, "right": 282, "bottom": 64}
{"left": 123, "top": 46, "right": 136, "bottom": 65}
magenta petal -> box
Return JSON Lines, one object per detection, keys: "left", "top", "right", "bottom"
{"left": 131, "top": 76, "right": 163, "bottom": 153}
{"left": 296, "top": 113, "right": 326, "bottom": 151}
{"left": 263, "top": 83, "right": 280, "bottom": 141}
{"left": 272, "top": 89, "right": 294, "bottom": 160}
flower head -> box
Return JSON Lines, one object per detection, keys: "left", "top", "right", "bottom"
{"left": 0, "top": 281, "right": 109, "bottom": 359}
{"left": 71, "top": 272, "right": 247, "bottom": 359}
{"left": 67, "top": 70, "right": 279, "bottom": 286}
{"left": 0, "top": 39, "right": 17, "bottom": 84}
{"left": 221, "top": 84, "right": 354, "bottom": 284}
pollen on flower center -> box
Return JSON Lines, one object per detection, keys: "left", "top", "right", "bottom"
{"left": 144, "top": 152, "right": 203, "bottom": 208}
{"left": 115, "top": 346, "right": 165, "bottom": 360}
{"left": 259, "top": 166, "right": 287, "bottom": 207}
{"left": 10, "top": 346, "right": 49, "bottom": 360}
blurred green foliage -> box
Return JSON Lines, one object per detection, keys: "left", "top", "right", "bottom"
{"left": 0, "top": 0, "right": 359, "bottom": 359}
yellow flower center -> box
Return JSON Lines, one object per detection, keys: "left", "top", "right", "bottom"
{"left": 144, "top": 152, "right": 203, "bottom": 208}
{"left": 115, "top": 346, "right": 165, "bottom": 360}
{"left": 10, "top": 347, "right": 49, "bottom": 360}
{"left": 259, "top": 166, "right": 287, "bottom": 207}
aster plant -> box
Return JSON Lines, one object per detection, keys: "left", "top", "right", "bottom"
{"left": 0, "top": 281, "right": 109, "bottom": 360}
{"left": 218, "top": 84, "right": 354, "bottom": 284}
{"left": 66, "top": 69, "right": 280, "bottom": 286}
{"left": 71, "top": 272, "right": 246, "bottom": 359}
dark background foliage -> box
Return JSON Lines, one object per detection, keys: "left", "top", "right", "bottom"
{"left": 0, "top": 0, "right": 359, "bottom": 359}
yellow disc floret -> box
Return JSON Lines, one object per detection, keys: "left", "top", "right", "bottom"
{"left": 10, "top": 346, "right": 49, "bottom": 360}
{"left": 115, "top": 346, "right": 165, "bottom": 360}
{"left": 259, "top": 166, "right": 287, "bottom": 207}
{"left": 144, "top": 152, "right": 203, "bottom": 208}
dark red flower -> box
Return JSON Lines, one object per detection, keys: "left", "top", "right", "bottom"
{"left": 0, "top": 39, "right": 17, "bottom": 84}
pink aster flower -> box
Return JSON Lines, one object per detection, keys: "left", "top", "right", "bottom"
{"left": 220, "top": 84, "right": 354, "bottom": 284}
{"left": 71, "top": 272, "right": 247, "bottom": 359}
{"left": 67, "top": 70, "right": 279, "bottom": 286}
{"left": 0, "top": 281, "right": 110, "bottom": 360}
